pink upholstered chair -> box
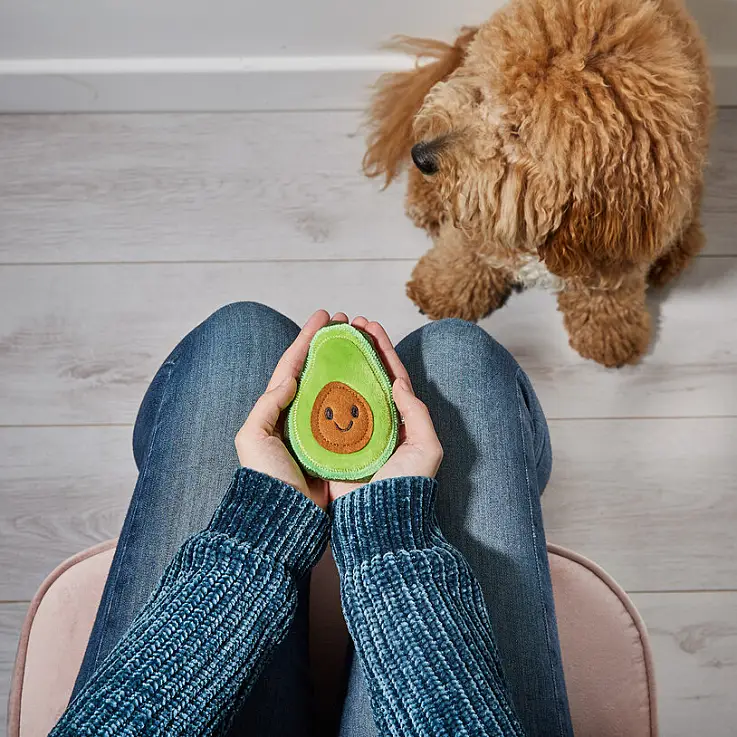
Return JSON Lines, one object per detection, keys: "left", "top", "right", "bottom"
{"left": 8, "top": 541, "right": 657, "bottom": 737}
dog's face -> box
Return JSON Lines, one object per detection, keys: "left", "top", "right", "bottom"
{"left": 411, "top": 64, "right": 539, "bottom": 262}
{"left": 368, "top": 0, "right": 708, "bottom": 282}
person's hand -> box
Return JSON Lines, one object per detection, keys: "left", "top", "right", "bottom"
{"left": 235, "top": 309, "right": 335, "bottom": 510}
{"left": 329, "top": 316, "right": 443, "bottom": 502}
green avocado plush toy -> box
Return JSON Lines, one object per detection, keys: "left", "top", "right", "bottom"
{"left": 285, "top": 323, "right": 399, "bottom": 481}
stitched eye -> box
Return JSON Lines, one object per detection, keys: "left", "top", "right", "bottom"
{"left": 351, "top": 405, "right": 359, "bottom": 418}
{"left": 324, "top": 407, "right": 333, "bottom": 420}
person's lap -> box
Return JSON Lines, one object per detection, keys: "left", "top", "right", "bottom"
{"left": 72, "top": 302, "right": 572, "bottom": 737}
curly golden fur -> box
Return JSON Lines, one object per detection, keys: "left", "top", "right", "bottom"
{"left": 364, "top": 0, "right": 713, "bottom": 367}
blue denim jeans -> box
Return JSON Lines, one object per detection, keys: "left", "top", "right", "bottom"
{"left": 72, "top": 302, "right": 573, "bottom": 737}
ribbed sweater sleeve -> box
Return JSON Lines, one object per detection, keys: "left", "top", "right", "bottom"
{"left": 50, "top": 468, "right": 330, "bottom": 737}
{"left": 331, "top": 477, "right": 526, "bottom": 737}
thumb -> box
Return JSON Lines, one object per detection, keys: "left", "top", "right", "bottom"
{"left": 247, "top": 376, "right": 297, "bottom": 436}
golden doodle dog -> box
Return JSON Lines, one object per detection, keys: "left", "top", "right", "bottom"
{"left": 364, "top": 0, "right": 712, "bottom": 367}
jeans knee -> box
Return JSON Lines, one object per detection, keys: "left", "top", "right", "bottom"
{"left": 190, "top": 301, "right": 294, "bottom": 348}
{"left": 172, "top": 301, "right": 297, "bottom": 379}
{"left": 418, "top": 318, "right": 521, "bottom": 377}
{"left": 416, "top": 319, "right": 550, "bottom": 491}
{"left": 134, "top": 302, "right": 296, "bottom": 468}
{"left": 198, "top": 302, "right": 290, "bottom": 337}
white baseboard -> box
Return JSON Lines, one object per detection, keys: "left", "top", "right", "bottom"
{"left": 0, "top": 56, "right": 415, "bottom": 113}
{"left": 0, "top": 53, "right": 734, "bottom": 113}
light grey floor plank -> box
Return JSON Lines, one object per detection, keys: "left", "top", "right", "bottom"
{"left": 0, "top": 604, "right": 28, "bottom": 737}
{"left": 632, "top": 591, "right": 737, "bottom": 737}
{"left": 0, "top": 112, "right": 423, "bottom": 264}
{"left": 2, "top": 417, "right": 736, "bottom": 599}
{"left": 0, "top": 109, "right": 734, "bottom": 264}
{"left": 544, "top": 418, "right": 737, "bottom": 591}
{"left": 2, "top": 257, "right": 737, "bottom": 426}
{"left": 0, "top": 260, "right": 417, "bottom": 425}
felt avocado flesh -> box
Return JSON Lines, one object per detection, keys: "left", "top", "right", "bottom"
{"left": 286, "top": 323, "right": 398, "bottom": 481}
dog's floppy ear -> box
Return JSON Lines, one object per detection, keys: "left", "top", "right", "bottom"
{"left": 363, "top": 27, "right": 477, "bottom": 187}
{"left": 538, "top": 189, "right": 660, "bottom": 280}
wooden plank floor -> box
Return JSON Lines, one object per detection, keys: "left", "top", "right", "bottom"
{"left": 1, "top": 109, "right": 736, "bottom": 736}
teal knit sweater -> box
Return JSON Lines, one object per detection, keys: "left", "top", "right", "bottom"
{"left": 50, "top": 468, "right": 524, "bottom": 736}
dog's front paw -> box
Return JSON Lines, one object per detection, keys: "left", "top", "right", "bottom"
{"left": 568, "top": 323, "right": 648, "bottom": 367}
{"left": 406, "top": 254, "right": 512, "bottom": 322}
{"left": 407, "top": 278, "right": 494, "bottom": 321}
{"left": 560, "top": 292, "right": 650, "bottom": 367}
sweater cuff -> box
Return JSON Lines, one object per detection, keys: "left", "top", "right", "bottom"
{"left": 209, "top": 468, "right": 330, "bottom": 579}
{"left": 330, "top": 477, "right": 439, "bottom": 571}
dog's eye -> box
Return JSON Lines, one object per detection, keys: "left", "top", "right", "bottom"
{"left": 325, "top": 407, "right": 333, "bottom": 420}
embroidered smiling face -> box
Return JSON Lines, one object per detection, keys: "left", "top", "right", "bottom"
{"left": 310, "top": 381, "right": 373, "bottom": 454}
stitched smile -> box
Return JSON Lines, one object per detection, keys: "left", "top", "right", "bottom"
{"left": 334, "top": 420, "right": 354, "bottom": 432}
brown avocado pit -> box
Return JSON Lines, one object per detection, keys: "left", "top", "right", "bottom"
{"left": 310, "top": 381, "right": 373, "bottom": 454}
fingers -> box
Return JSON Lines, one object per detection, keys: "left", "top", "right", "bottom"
{"left": 359, "top": 321, "right": 412, "bottom": 387}
{"left": 352, "top": 316, "right": 368, "bottom": 330}
{"left": 331, "top": 312, "right": 349, "bottom": 323}
{"left": 267, "top": 309, "right": 330, "bottom": 390}
{"left": 243, "top": 376, "right": 298, "bottom": 436}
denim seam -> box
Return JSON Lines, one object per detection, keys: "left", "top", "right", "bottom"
{"left": 88, "top": 356, "right": 180, "bottom": 675}
{"left": 515, "top": 367, "right": 568, "bottom": 737}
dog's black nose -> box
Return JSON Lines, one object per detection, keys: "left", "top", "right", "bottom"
{"left": 411, "top": 142, "right": 439, "bottom": 175}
